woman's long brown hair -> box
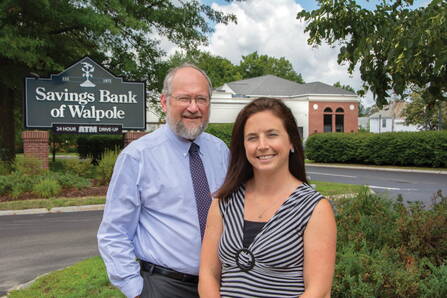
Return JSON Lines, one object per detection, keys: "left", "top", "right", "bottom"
{"left": 215, "top": 97, "right": 308, "bottom": 200}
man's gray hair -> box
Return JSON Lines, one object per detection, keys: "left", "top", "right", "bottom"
{"left": 162, "top": 63, "right": 213, "bottom": 98}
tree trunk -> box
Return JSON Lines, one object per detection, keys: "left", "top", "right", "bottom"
{"left": 0, "top": 84, "right": 16, "bottom": 163}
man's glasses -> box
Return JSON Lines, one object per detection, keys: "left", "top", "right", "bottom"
{"left": 170, "top": 95, "right": 210, "bottom": 106}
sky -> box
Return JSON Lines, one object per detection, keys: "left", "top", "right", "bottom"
{"left": 160, "top": 0, "right": 429, "bottom": 107}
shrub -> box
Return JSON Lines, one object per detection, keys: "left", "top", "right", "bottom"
{"left": 394, "top": 192, "right": 447, "bottom": 266}
{"left": 13, "top": 156, "right": 46, "bottom": 176}
{"left": 0, "top": 175, "right": 14, "bottom": 196}
{"left": 332, "top": 191, "right": 447, "bottom": 297}
{"left": 32, "top": 178, "right": 62, "bottom": 198}
{"left": 206, "top": 123, "right": 233, "bottom": 146}
{"left": 49, "top": 160, "right": 65, "bottom": 172}
{"left": 96, "top": 149, "right": 119, "bottom": 185}
{"left": 48, "top": 172, "right": 92, "bottom": 189}
{"left": 419, "top": 263, "right": 447, "bottom": 296}
{"left": 0, "top": 171, "right": 92, "bottom": 198}
{"left": 0, "top": 161, "right": 11, "bottom": 175}
{"left": 305, "top": 131, "right": 447, "bottom": 167}
{"left": 62, "top": 158, "right": 94, "bottom": 178}
{"left": 9, "top": 173, "right": 40, "bottom": 198}
{"left": 77, "top": 135, "right": 123, "bottom": 162}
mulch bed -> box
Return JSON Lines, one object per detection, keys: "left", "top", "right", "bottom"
{"left": 0, "top": 186, "right": 108, "bottom": 202}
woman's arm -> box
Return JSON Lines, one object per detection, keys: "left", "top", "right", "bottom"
{"left": 301, "top": 199, "right": 337, "bottom": 298}
{"left": 199, "top": 199, "right": 224, "bottom": 298}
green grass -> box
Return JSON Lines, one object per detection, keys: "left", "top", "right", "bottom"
{"left": 8, "top": 256, "right": 123, "bottom": 298}
{"left": 0, "top": 196, "right": 105, "bottom": 210}
{"left": 311, "top": 180, "right": 365, "bottom": 197}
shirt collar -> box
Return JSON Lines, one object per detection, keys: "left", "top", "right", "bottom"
{"left": 163, "top": 124, "right": 205, "bottom": 157}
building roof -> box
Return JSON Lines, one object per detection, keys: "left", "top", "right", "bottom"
{"left": 220, "top": 75, "right": 356, "bottom": 97}
{"left": 370, "top": 101, "right": 408, "bottom": 119}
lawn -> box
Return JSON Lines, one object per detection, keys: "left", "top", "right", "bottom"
{"left": 8, "top": 257, "right": 123, "bottom": 298}
{"left": 311, "top": 180, "right": 365, "bottom": 197}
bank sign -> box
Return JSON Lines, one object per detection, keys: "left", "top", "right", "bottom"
{"left": 24, "top": 57, "right": 145, "bottom": 133}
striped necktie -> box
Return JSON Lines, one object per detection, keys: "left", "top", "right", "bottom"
{"left": 189, "top": 142, "right": 212, "bottom": 240}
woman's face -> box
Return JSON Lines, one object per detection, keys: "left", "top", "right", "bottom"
{"left": 243, "top": 110, "right": 292, "bottom": 175}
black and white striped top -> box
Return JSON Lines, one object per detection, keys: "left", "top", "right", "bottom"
{"left": 218, "top": 183, "right": 323, "bottom": 297}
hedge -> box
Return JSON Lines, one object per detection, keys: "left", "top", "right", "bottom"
{"left": 206, "top": 123, "right": 233, "bottom": 146}
{"left": 305, "top": 131, "right": 447, "bottom": 167}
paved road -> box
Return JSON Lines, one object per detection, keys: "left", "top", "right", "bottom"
{"left": 0, "top": 211, "right": 103, "bottom": 296}
{"left": 306, "top": 165, "right": 446, "bottom": 204}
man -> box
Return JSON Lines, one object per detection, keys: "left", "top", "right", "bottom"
{"left": 97, "top": 64, "right": 229, "bottom": 298}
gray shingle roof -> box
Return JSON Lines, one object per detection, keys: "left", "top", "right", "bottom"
{"left": 222, "top": 75, "right": 355, "bottom": 96}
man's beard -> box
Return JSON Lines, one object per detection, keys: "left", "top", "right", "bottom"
{"left": 167, "top": 115, "right": 208, "bottom": 140}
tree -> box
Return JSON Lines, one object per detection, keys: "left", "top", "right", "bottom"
{"left": 0, "top": 0, "right": 237, "bottom": 162}
{"left": 167, "top": 50, "right": 242, "bottom": 88}
{"left": 238, "top": 52, "right": 304, "bottom": 83}
{"left": 333, "top": 81, "right": 355, "bottom": 93}
{"left": 298, "top": 0, "right": 447, "bottom": 108}
{"left": 403, "top": 91, "right": 447, "bottom": 130}
{"left": 357, "top": 102, "right": 368, "bottom": 117}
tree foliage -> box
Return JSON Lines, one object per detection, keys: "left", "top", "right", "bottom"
{"left": 166, "top": 50, "right": 304, "bottom": 87}
{"left": 167, "top": 50, "right": 242, "bottom": 88}
{"left": 403, "top": 91, "right": 447, "bottom": 130}
{"left": 0, "top": 0, "right": 237, "bottom": 162}
{"left": 333, "top": 81, "right": 355, "bottom": 93}
{"left": 298, "top": 0, "right": 447, "bottom": 108}
{"left": 238, "top": 51, "right": 304, "bottom": 83}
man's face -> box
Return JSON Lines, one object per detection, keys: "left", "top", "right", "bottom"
{"left": 161, "top": 67, "right": 210, "bottom": 140}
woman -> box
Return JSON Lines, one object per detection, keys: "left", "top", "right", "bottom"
{"left": 199, "top": 97, "right": 336, "bottom": 297}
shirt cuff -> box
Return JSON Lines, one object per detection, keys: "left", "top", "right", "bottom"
{"left": 121, "top": 275, "right": 144, "bottom": 298}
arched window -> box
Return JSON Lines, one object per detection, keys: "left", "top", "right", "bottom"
{"left": 323, "top": 107, "right": 333, "bottom": 132}
{"left": 335, "top": 107, "right": 344, "bottom": 132}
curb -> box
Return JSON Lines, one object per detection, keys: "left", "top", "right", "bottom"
{"left": 3, "top": 264, "right": 73, "bottom": 297}
{"left": 4, "top": 271, "right": 51, "bottom": 295}
{"left": 306, "top": 163, "right": 447, "bottom": 175}
{"left": 0, "top": 204, "right": 104, "bottom": 216}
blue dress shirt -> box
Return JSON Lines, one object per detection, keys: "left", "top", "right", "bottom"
{"left": 97, "top": 125, "right": 229, "bottom": 298}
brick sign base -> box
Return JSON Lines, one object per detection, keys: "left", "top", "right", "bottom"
{"left": 124, "top": 131, "right": 147, "bottom": 147}
{"left": 22, "top": 131, "right": 49, "bottom": 169}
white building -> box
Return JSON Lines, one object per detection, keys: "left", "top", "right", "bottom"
{"left": 369, "top": 101, "right": 419, "bottom": 133}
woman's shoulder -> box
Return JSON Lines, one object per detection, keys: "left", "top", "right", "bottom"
{"left": 217, "top": 185, "right": 245, "bottom": 209}
{"left": 293, "top": 183, "right": 325, "bottom": 206}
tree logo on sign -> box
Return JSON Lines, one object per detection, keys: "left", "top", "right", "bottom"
{"left": 80, "top": 62, "right": 95, "bottom": 87}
